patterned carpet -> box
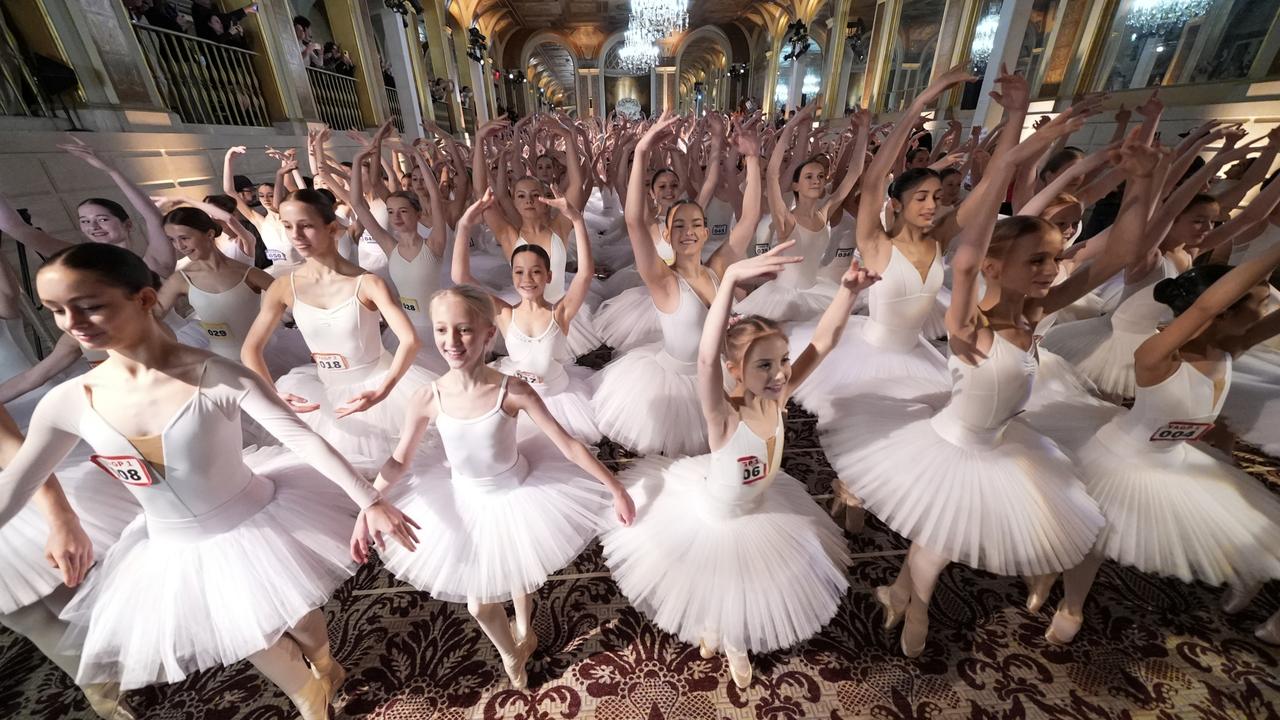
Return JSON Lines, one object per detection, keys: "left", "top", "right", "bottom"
{"left": 1, "top": 349, "right": 1278, "bottom": 719}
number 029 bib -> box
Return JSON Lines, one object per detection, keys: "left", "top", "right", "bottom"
{"left": 91, "top": 455, "right": 155, "bottom": 486}
{"left": 199, "top": 321, "right": 232, "bottom": 339}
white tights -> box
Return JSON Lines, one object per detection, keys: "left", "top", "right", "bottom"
{"left": 246, "top": 609, "right": 333, "bottom": 703}
{"left": 466, "top": 592, "right": 532, "bottom": 661}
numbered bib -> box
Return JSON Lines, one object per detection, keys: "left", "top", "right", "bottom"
{"left": 265, "top": 248, "right": 287, "bottom": 263}
{"left": 738, "top": 455, "right": 766, "bottom": 485}
{"left": 312, "top": 352, "right": 350, "bottom": 371}
{"left": 87, "top": 359, "right": 104, "bottom": 369}
{"left": 91, "top": 455, "right": 155, "bottom": 487}
{"left": 1150, "top": 421, "right": 1214, "bottom": 443}
{"left": 199, "top": 321, "right": 232, "bottom": 339}
{"left": 834, "top": 247, "right": 856, "bottom": 259}
{"left": 400, "top": 296, "right": 421, "bottom": 314}
{"left": 514, "top": 370, "right": 540, "bottom": 385}
{"left": 712, "top": 223, "right": 729, "bottom": 237}
{"left": 753, "top": 242, "right": 771, "bottom": 256}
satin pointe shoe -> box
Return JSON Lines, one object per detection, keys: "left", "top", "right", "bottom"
{"left": 82, "top": 683, "right": 137, "bottom": 720}
{"left": 1044, "top": 602, "right": 1084, "bottom": 646}
{"left": 874, "top": 585, "right": 906, "bottom": 631}
{"left": 727, "top": 651, "right": 753, "bottom": 689}
{"left": 288, "top": 675, "right": 333, "bottom": 720}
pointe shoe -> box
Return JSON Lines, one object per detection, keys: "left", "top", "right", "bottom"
{"left": 874, "top": 586, "right": 906, "bottom": 631}
{"left": 900, "top": 630, "right": 926, "bottom": 659}
{"left": 726, "top": 651, "right": 753, "bottom": 689}
{"left": 1044, "top": 602, "right": 1084, "bottom": 646}
{"left": 287, "top": 675, "right": 333, "bottom": 720}
{"left": 500, "top": 649, "right": 529, "bottom": 690}
{"left": 844, "top": 505, "right": 866, "bottom": 535}
{"left": 309, "top": 653, "right": 347, "bottom": 704}
{"left": 1221, "top": 584, "right": 1260, "bottom": 615}
{"left": 699, "top": 640, "right": 715, "bottom": 659}
{"left": 82, "top": 683, "right": 137, "bottom": 720}
{"left": 1025, "top": 575, "right": 1056, "bottom": 614}
{"left": 900, "top": 604, "right": 928, "bottom": 658}
{"left": 510, "top": 619, "right": 537, "bottom": 658}
{"left": 1255, "top": 614, "right": 1280, "bottom": 646}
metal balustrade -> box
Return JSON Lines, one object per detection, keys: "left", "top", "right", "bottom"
{"left": 307, "top": 66, "right": 361, "bottom": 130}
{"left": 385, "top": 85, "right": 404, "bottom": 132}
{"left": 132, "top": 23, "right": 270, "bottom": 127}
{"left": 0, "top": 14, "right": 51, "bottom": 118}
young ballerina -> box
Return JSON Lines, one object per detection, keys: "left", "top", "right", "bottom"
{"left": 0, "top": 404, "right": 140, "bottom": 719}
{"left": 155, "top": 207, "right": 308, "bottom": 378}
{"left": 347, "top": 123, "right": 450, "bottom": 374}
{"left": 820, "top": 95, "right": 1145, "bottom": 657}
{"left": 600, "top": 242, "right": 875, "bottom": 688}
{"left": 1037, "top": 244, "right": 1280, "bottom": 646}
{"left": 591, "top": 112, "right": 764, "bottom": 457}
{"left": 734, "top": 101, "right": 867, "bottom": 322}
{"left": 240, "top": 190, "right": 435, "bottom": 462}
{"left": 0, "top": 243, "right": 418, "bottom": 719}
{"left": 224, "top": 145, "right": 300, "bottom": 275}
{"left": 372, "top": 285, "right": 635, "bottom": 689}
{"left": 453, "top": 189, "right": 602, "bottom": 443}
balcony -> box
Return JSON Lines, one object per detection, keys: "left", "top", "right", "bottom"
{"left": 386, "top": 85, "right": 404, "bottom": 132}
{"left": 307, "top": 66, "right": 361, "bottom": 130}
{"left": 132, "top": 23, "right": 270, "bottom": 127}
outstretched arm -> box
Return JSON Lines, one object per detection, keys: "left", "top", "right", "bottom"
{"left": 789, "top": 259, "right": 879, "bottom": 390}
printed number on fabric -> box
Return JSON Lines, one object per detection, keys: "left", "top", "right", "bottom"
{"left": 834, "top": 247, "right": 855, "bottom": 258}
{"left": 400, "top": 296, "right": 420, "bottom": 314}
{"left": 199, "top": 321, "right": 232, "bottom": 339}
{"left": 1150, "top": 421, "right": 1213, "bottom": 443}
{"left": 753, "top": 242, "right": 771, "bottom": 256}
{"left": 514, "top": 370, "right": 540, "bottom": 385}
{"left": 738, "top": 455, "right": 766, "bottom": 485}
{"left": 712, "top": 224, "right": 729, "bottom": 237}
{"left": 91, "top": 455, "right": 155, "bottom": 486}
{"left": 266, "top": 249, "right": 287, "bottom": 263}
{"left": 312, "top": 352, "right": 350, "bottom": 371}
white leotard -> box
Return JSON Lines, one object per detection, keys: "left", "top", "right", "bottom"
{"left": 931, "top": 332, "right": 1038, "bottom": 448}
{"left": 290, "top": 274, "right": 384, "bottom": 375}
{"left": 258, "top": 214, "right": 300, "bottom": 266}
{"left": 1102, "top": 359, "right": 1230, "bottom": 453}
{"left": 775, "top": 221, "right": 830, "bottom": 290}
{"left": 180, "top": 269, "right": 260, "bottom": 361}
{"left": 864, "top": 244, "right": 945, "bottom": 351}
{"left": 515, "top": 232, "right": 568, "bottom": 303}
{"left": 432, "top": 376, "right": 521, "bottom": 482}
{"left": 387, "top": 241, "right": 441, "bottom": 328}
{"left": 705, "top": 197, "right": 734, "bottom": 242}
{"left": 704, "top": 412, "right": 784, "bottom": 518}
{"left": 502, "top": 316, "right": 572, "bottom": 392}
{"left": 216, "top": 235, "right": 254, "bottom": 266}
{"left": 658, "top": 269, "right": 719, "bottom": 366}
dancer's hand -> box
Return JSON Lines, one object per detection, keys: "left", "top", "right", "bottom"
{"left": 45, "top": 514, "right": 94, "bottom": 587}
{"left": 335, "top": 389, "right": 387, "bottom": 418}
{"left": 725, "top": 240, "right": 803, "bottom": 283}
{"left": 537, "top": 187, "right": 579, "bottom": 222}
{"left": 839, "top": 258, "right": 881, "bottom": 294}
{"left": 462, "top": 188, "right": 496, "bottom": 222}
{"left": 351, "top": 500, "right": 421, "bottom": 562}
{"left": 58, "top": 136, "right": 114, "bottom": 172}
{"left": 279, "top": 392, "right": 320, "bottom": 413}
{"left": 612, "top": 487, "right": 636, "bottom": 526}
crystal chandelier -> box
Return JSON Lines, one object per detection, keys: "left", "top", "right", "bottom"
{"left": 619, "top": 25, "right": 659, "bottom": 74}
{"left": 631, "top": 0, "right": 687, "bottom": 38}
{"left": 1126, "top": 0, "right": 1211, "bottom": 36}
{"left": 971, "top": 12, "right": 999, "bottom": 66}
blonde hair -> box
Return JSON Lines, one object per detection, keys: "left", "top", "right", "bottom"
{"left": 429, "top": 285, "right": 496, "bottom": 327}
{"left": 987, "top": 215, "right": 1061, "bottom": 261}
{"left": 724, "top": 315, "right": 786, "bottom": 366}
{"left": 1042, "top": 193, "right": 1083, "bottom": 219}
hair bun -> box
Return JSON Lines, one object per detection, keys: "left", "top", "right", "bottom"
{"left": 1152, "top": 264, "right": 1234, "bottom": 317}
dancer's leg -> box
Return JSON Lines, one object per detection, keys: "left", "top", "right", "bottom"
{"left": 1046, "top": 551, "right": 1104, "bottom": 645}
{"left": 900, "top": 543, "right": 950, "bottom": 657}
{"left": 248, "top": 635, "right": 330, "bottom": 720}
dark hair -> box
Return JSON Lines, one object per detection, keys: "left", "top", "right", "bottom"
{"left": 939, "top": 168, "right": 962, "bottom": 181}
{"left": 511, "top": 244, "right": 551, "bottom": 270}
{"left": 77, "top": 198, "right": 130, "bottom": 222}
{"left": 906, "top": 147, "right": 930, "bottom": 162}
{"left": 40, "top": 243, "right": 160, "bottom": 294}
{"left": 665, "top": 198, "right": 705, "bottom": 227}
{"left": 387, "top": 190, "right": 421, "bottom": 213}
{"left": 1182, "top": 193, "right": 1219, "bottom": 214}
{"left": 315, "top": 188, "right": 337, "bottom": 205}
{"left": 888, "top": 168, "right": 940, "bottom": 201}
{"left": 1154, "top": 265, "right": 1233, "bottom": 316}
{"left": 1039, "top": 148, "right": 1085, "bottom": 181}
{"left": 293, "top": 15, "right": 311, "bottom": 28}
{"left": 282, "top": 188, "right": 338, "bottom": 223}
{"left": 162, "top": 206, "right": 219, "bottom": 235}
{"left": 649, "top": 168, "right": 679, "bottom": 191}
{"left": 232, "top": 174, "right": 255, "bottom": 192}
{"left": 203, "top": 194, "right": 238, "bottom": 214}
{"left": 791, "top": 155, "right": 828, "bottom": 185}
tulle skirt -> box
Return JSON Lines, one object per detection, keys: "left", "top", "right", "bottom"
{"left": 0, "top": 446, "right": 141, "bottom": 614}
{"left": 1221, "top": 346, "right": 1280, "bottom": 456}
{"left": 59, "top": 446, "right": 360, "bottom": 690}
{"left": 1077, "top": 423, "right": 1280, "bottom": 585}
{"left": 821, "top": 383, "right": 1105, "bottom": 576}
{"left": 734, "top": 278, "right": 839, "bottom": 324}
{"left": 275, "top": 353, "right": 436, "bottom": 461}
{"left": 591, "top": 343, "right": 707, "bottom": 457}
{"left": 378, "top": 438, "right": 610, "bottom": 604}
{"left": 595, "top": 285, "right": 662, "bottom": 353}
{"left": 600, "top": 455, "right": 849, "bottom": 654}
{"left": 1041, "top": 317, "right": 1151, "bottom": 399}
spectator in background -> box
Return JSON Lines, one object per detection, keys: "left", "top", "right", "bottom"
{"left": 323, "top": 42, "right": 355, "bottom": 77}
{"left": 381, "top": 57, "right": 396, "bottom": 88}
{"left": 192, "top": 0, "right": 255, "bottom": 49}
{"left": 232, "top": 175, "right": 263, "bottom": 215}
{"left": 294, "top": 15, "right": 322, "bottom": 67}
{"left": 124, "top": 0, "right": 185, "bottom": 33}
{"left": 459, "top": 85, "right": 473, "bottom": 109}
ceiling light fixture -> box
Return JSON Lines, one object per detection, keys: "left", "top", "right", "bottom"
{"left": 1126, "top": 0, "right": 1211, "bottom": 36}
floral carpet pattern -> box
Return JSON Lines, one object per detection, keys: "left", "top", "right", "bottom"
{"left": 1, "top": 349, "right": 1277, "bottom": 719}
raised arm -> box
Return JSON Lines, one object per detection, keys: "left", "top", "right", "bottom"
{"left": 823, "top": 110, "right": 870, "bottom": 217}
{"left": 789, "top": 258, "right": 879, "bottom": 390}
{"left": 626, "top": 112, "right": 682, "bottom": 292}
{"left": 412, "top": 153, "right": 449, "bottom": 259}
{"left": 696, "top": 116, "right": 724, "bottom": 209}
{"left": 540, "top": 191, "right": 592, "bottom": 326}
{"left": 713, "top": 119, "right": 765, "bottom": 268}
{"left": 349, "top": 133, "right": 398, "bottom": 257}
{"left": 766, "top": 105, "right": 813, "bottom": 241}
{"left": 1199, "top": 159, "right": 1280, "bottom": 252}
{"left": 1213, "top": 126, "right": 1280, "bottom": 216}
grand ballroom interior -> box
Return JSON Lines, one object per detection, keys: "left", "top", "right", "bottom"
{"left": 0, "top": 0, "right": 1279, "bottom": 718}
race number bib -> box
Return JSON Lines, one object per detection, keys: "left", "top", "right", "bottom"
{"left": 199, "top": 321, "right": 232, "bottom": 339}
{"left": 312, "top": 353, "right": 350, "bottom": 371}
{"left": 1150, "top": 421, "right": 1214, "bottom": 443}
{"left": 712, "top": 223, "right": 729, "bottom": 237}
{"left": 834, "top": 247, "right": 856, "bottom": 259}
{"left": 265, "top": 248, "right": 287, "bottom": 263}
{"left": 514, "top": 370, "right": 540, "bottom": 385}
{"left": 753, "top": 242, "right": 771, "bottom": 256}
{"left": 91, "top": 455, "right": 155, "bottom": 487}
{"left": 738, "top": 455, "right": 766, "bottom": 485}
{"left": 400, "top": 296, "right": 420, "bottom": 314}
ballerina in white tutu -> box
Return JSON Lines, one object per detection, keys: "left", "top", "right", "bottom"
{"left": 241, "top": 189, "right": 436, "bottom": 462}
{"left": 822, "top": 81, "right": 1134, "bottom": 657}
{"left": 734, "top": 101, "right": 866, "bottom": 323}
{"left": 453, "top": 188, "right": 602, "bottom": 443}
{"left": 1036, "top": 240, "right": 1280, "bottom": 646}
{"left": 345, "top": 122, "right": 451, "bottom": 374}
{"left": 591, "top": 112, "right": 763, "bottom": 457}
{"left": 601, "top": 242, "right": 875, "bottom": 688}
{"left": 155, "top": 207, "right": 309, "bottom": 379}
{"left": 223, "top": 145, "right": 302, "bottom": 275}
{"left": 0, "top": 243, "right": 418, "bottom": 719}
{"left": 372, "top": 285, "right": 635, "bottom": 689}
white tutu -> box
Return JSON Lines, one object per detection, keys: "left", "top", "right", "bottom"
{"left": 1040, "top": 316, "right": 1150, "bottom": 399}
{"left": 787, "top": 316, "right": 949, "bottom": 420}
{"left": 599, "top": 265, "right": 645, "bottom": 299}
{"left": 1022, "top": 349, "right": 1124, "bottom": 452}
{"left": 275, "top": 353, "right": 436, "bottom": 461}
{"left": 492, "top": 357, "right": 602, "bottom": 444}
{"left": 734, "top": 278, "right": 839, "bottom": 324}
{"left": 600, "top": 454, "right": 849, "bottom": 654}
{"left": 822, "top": 383, "right": 1105, "bottom": 576}
{"left": 377, "top": 436, "right": 610, "bottom": 604}
{"left": 591, "top": 342, "right": 707, "bottom": 456}
{"left": 1076, "top": 419, "right": 1280, "bottom": 585}
{"left": 0, "top": 445, "right": 140, "bottom": 614}
{"left": 595, "top": 285, "right": 662, "bottom": 353}
{"left": 59, "top": 445, "right": 360, "bottom": 690}
{"left": 1222, "top": 346, "right": 1280, "bottom": 456}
